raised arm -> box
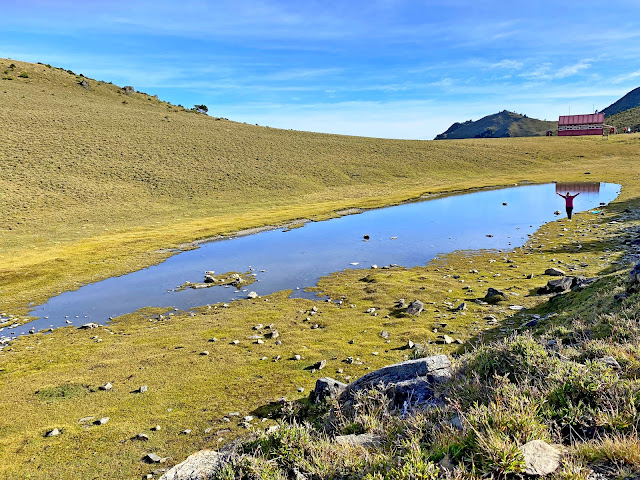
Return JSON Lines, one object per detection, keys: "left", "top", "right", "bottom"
{"left": 557, "top": 193, "right": 566, "bottom": 198}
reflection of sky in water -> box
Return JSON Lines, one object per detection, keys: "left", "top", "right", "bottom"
{"left": 17, "top": 182, "right": 620, "bottom": 336}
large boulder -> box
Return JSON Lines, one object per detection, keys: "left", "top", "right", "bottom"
{"left": 122, "top": 85, "right": 135, "bottom": 95}
{"left": 160, "top": 449, "right": 232, "bottom": 480}
{"left": 339, "top": 355, "right": 452, "bottom": 409}
{"left": 311, "top": 377, "right": 347, "bottom": 404}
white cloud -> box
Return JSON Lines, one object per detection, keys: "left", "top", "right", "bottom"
{"left": 521, "top": 60, "right": 591, "bottom": 80}
{"left": 490, "top": 59, "right": 523, "bottom": 70}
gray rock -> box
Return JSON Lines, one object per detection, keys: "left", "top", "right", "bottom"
{"left": 340, "top": 355, "right": 452, "bottom": 408}
{"left": 484, "top": 288, "right": 508, "bottom": 303}
{"left": 310, "top": 359, "right": 327, "bottom": 371}
{"left": 158, "top": 450, "right": 230, "bottom": 480}
{"left": 144, "top": 452, "right": 166, "bottom": 464}
{"left": 134, "top": 433, "right": 149, "bottom": 441}
{"left": 380, "top": 330, "right": 390, "bottom": 339}
{"left": 436, "top": 335, "right": 454, "bottom": 344}
{"left": 453, "top": 302, "right": 466, "bottom": 312}
{"left": 520, "top": 440, "right": 562, "bottom": 476}
{"left": 312, "top": 377, "right": 347, "bottom": 403}
{"left": 405, "top": 300, "right": 424, "bottom": 316}
{"left": 78, "top": 322, "right": 100, "bottom": 329}
{"left": 334, "top": 433, "right": 382, "bottom": 449}
{"left": 395, "top": 298, "right": 406, "bottom": 308}
{"left": 78, "top": 79, "right": 89, "bottom": 90}
{"left": 95, "top": 417, "right": 109, "bottom": 425}
{"left": 138, "top": 385, "right": 148, "bottom": 393}
{"left": 546, "top": 277, "right": 573, "bottom": 293}
{"left": 544, "top": 267, "right": 566, "bottom": 276}
{"left": 598, "top": 356, "right": 621, "bottom": 370}
{"left": 123, "top": 85, "right": 135, "bottom": 95}
{"left": 266, "top": 330, "right": 279, "bottom": 339}
{"left": 247, "top": 291, "right": 258, "bottom": 299}
{"left": 630, "top": 262, "right": 640, "bottom": 284}
{"left": 99, "top": 382, "right": 113, "bottom": 391}
{"left": 45, "top": 428, "right": 60, "bottom": 437}
{"left": 438, "top": 453, "right": 456, "bottom": 473}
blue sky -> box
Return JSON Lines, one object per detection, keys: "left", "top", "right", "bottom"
{"left": 3, "top": 0, "right": 640, "bottom": 139}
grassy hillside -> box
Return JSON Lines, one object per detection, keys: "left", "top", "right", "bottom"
{"left": 1, "top": 59, "right": 640, "bottom": 479}
{"left": 3, "top": 59, "right": 640, "bottom": 319}
{"left": 608, "top": 105, "right": 640, "bottom": 132}
{"left": 602, "top": 86, "right": 640, "bottom": 117}
{"left": 434, "top": 110, "right": 556, "bottom": 140}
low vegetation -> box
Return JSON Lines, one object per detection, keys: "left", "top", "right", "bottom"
{"left": 1, "top": 59, "right": 639, "bottom": 478}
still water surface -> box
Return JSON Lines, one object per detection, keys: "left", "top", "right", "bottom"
{"left": 16, "top": 182, "right": 620, "bottom": 335}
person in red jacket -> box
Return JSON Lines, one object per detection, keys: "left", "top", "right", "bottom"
{"left": 557, "top": 191, "right": 580, "bottom": 220}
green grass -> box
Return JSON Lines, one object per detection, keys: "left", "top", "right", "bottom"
{"left": 1, "top": 58, "right": 640, "bottom": 478}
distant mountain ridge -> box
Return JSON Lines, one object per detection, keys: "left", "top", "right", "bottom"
{"left": 435, "top": 110, "right": 556, "bottom": 140}
{"left": 602, "top": 86, "right": 640, "bottom": 117}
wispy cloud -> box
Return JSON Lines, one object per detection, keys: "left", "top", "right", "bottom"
{"left": 521, "top": 60, "right": 591, "bottom": 80}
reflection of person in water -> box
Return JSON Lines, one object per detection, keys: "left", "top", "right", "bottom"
{"left": 557, "top": 191, "right": 580, "bottom": 220}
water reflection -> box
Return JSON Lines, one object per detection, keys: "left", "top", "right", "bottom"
{"left": 15, "top": 182, "right": 620, "bottom": 336}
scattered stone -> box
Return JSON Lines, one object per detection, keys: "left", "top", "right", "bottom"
{"left": 78, "top": 79, "right": 89, "bottom": 90}
{"left": 449, "top": 415, "right": 463, "bottom": 430}
{"left": 247, "top": 291, "right": 258, "bottom": 299}
{"left": 520, "top": 440, "right": 562, "bottom": 476}
{"left": 309, "top": 359, "right": 327, "bottom": 371}
{"left": 380, "top": 330, "right": 390, "bottom": 339}
{"left": 95, "top": 417, "right": 110, "bottom": 425}
{"left": 252, "top": 324, "right": 263, "bottom": 330}
{"left": 266, "top": 330, "right": 279, "bottom": 339}
{"left": 208, "top": 337, "right": 218, "bottom": 342}
{"left": 614, "top": 292, "right": 629, "bottom": 301}
{"left": 298, "top": 387, "right": 304, "bottom": 393}
{"left": 405, "top": 300, "right": 424, "bottom": 316}
{"left": 436, "top": 335, "right": 454, "bottom": 344}
{"left": 78, "top": 322, "right": 100, "bottom": 330}
{"left": 365, "top": 307, "right": 376, "bottom": 314}
{"left": 143, "top": 453, "right": 166, "bottom": 464}
{"left": 405, "top": 340, "right": 415, "bottom": 350}
{"left": 484, "top": 288, "right": 507, "bottom": 303}
{"left": 334, "top": 433, "right": 382, "bottom": 449}
{"left": 159, "top": 449, "right": 231, "bottom": 480}
{"left": 138, "top": 385, "right": 148, "bottom": 393}
{"left": 181, "top": 429, "right": 192, "bottom": 435}
{"left": 230, "top": 340, "right": 240, "bottom": 345}
{"left": 453, "top": 302, "right": 466, "bottom": 312}
{"left": 200, "top": 351, "right": 210, "bottom": 356}
{"left": 439, "top": 453, "right": 456, "bottom": 473}
{"left": 293, "top": 354, "right": 302, "bottom": 361}
{"left": 123, "top": 85, "right": 135, "bottom": 95}
{"left": 545, "top": 276, "right": 574, "bottom": 293}
{"left": 598, "top": 356, "right": 621, "bottom": 370}
{"left": 134, "top": 433, "right": 150, "bottom": 441}
{"left": 151, "top": 425, "right": 161, "bottom": 431}
{"left": 544, "top": 267, "right": 566, "bottom": 276}
{"left": 99, "top": 382, "right": 113, "bottom": 391}
{"left": 629, "top": 262, "right": 640, "bottom": 285}
{"left": 45, "top": 428, "right": 61, "bottom": 437}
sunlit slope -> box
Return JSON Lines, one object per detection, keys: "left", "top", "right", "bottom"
{"left": 1, "top": 58, "right": 639, "bottom": 314}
